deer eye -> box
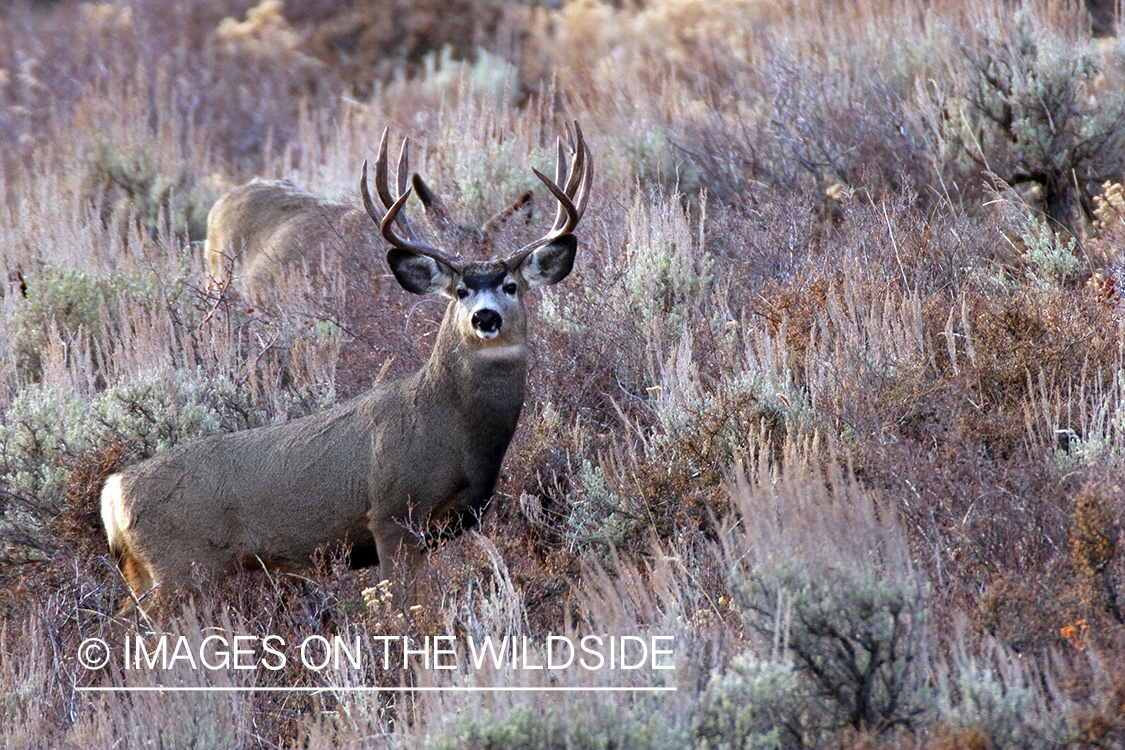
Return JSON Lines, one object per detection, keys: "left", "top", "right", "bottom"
{"left": 503, "top": 282, "right": 518, "bottom": 295}
{"left": 456, "top": 287, "right": 469, "bottom": 299}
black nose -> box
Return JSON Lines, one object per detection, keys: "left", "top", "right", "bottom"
{"left": 472, "top": 309, "right": 502, "bottom": 333}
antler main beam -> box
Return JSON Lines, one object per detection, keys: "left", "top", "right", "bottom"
{"left": 505, "top": 120, "right": 593, "bottom": 268}
{"left": 361, "top": 128, "right": 464, "bottom": 270}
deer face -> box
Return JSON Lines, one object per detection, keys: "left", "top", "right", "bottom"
{"left": 388, "top": 236, "right": 577, "bottom": 345}
{"left": 453, "top": 265, "right": 522, "bottom": 342}
{"left": 367, "top": 123, "right": 589, "bottom": 350}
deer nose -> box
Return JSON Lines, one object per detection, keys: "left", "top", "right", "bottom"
{"left": 471, "top": 309, "right": 502, "bottom": 337}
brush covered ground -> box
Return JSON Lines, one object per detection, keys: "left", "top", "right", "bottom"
{"left": 2, "top": 0, "right": 1125, "bottom": 747}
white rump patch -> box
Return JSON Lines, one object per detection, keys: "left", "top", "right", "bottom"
{"left": 100, "top": 473, "right": 129, "bottom": 549}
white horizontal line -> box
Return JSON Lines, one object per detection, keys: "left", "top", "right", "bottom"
{"left": 76, "top": 686, "right": 677, "bottom": 693}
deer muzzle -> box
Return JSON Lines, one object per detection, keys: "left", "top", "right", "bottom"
{"left": 471, "top": 309, "right": 502, "bottom": 339}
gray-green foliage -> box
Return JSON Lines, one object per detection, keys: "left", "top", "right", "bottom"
{"left": 693, "top": 653, "right": 808, "bottom": 750}
{"left": 1021, "top": 217, "right": 1082, "bottom": 286}
{"left": 649, "top": 336, "right": 791, "bottom": 484}
{"left": 428, "top": 130, "right": 540, "bottom": 230}
{"left": 938, "top": 639, "right": 1071, "bottom": 750}
{"left": 733, "top": 562, "right": 931, "bottom": 737}
{"left": 955, "top": 10, "right": 1125, "bottom": 233}
{"left": 0, "top": 370, "right": 332, "bottom": 564}
{"left": 416, "top": 45, "right": 521, "bottom": 111}
{"left": 434, "top": 706, "right": 562, "bottom": 750}
{"left": 0, "top": 385, "right": 86, "bottom": 559}
{"left": 565, "top": 458, "right": 636, "bottom": 551}
{"left": 11, "top": 269, "right": 133, "bottom": 380}
{"left": 85, "top": 136, "right": 216, "bottom": 241}
{"left": 96, "top": 370, "right": 316, "bottom": 455}
{"left": 97, "top": 689, "right": 245, "bottom": 750}
{"left": 14, "top": 270, "right": 120, "bottom": 341}
{"left": 621, "top": 192, "right": 711, "bottom": 339}
{"left": 620, "top": 122, "right": 703, "bottom": 198}
{"left": 8, "top": 252, "right": 198, "bottom": 383}
{"left": 432, "top": 697, "right": 687, "bottom": 750}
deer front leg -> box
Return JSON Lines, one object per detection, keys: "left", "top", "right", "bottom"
{"left": 372, "top": 523, "right": 428, "bottom": 611}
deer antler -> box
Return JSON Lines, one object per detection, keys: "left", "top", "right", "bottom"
{"left": 363, "top": 123, "right": 591, "bottom": 270}
{"left": 361, "top": 128, "right": 465, "bottom": 270}
{"left": 505, "top": 120, "right": 593, "bottom": 268}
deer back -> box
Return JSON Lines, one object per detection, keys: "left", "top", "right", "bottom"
{"left": 204, "top": 179, "right": 378, "bottom": 292}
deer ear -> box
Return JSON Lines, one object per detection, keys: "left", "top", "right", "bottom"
{"left": 387, "top": 249, "right": 456, "bottom": 296}
{"left": 516, "top": 235, "right": 577, "bottom": 288}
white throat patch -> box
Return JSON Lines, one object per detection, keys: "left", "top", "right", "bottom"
{"left": 475, "top": 343, "right": 526, "bottom": 360}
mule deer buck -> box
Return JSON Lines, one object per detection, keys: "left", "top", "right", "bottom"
{"left": 204, "top": 150, "right": 533, "bottom": 295}
{"left": 102, "top": 123, "right": 592, "bottom": 614}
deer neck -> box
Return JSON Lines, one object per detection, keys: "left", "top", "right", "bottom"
{"left": 417, "top": 302, "right": 528, "bottom": 422}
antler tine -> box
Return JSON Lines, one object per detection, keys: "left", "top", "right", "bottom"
{"left": 533, "top": 168, "right": 579, "bottom": 234}
{"left": 505, "top": 120, "right": 593, "bottom": 267}
{"left": 563, "top": 121, "right": 587, "bottom": 201}
{"left": 367, "top": 180, "right": 463, "bottom": 269}
{"left": 546, "top": 121, "right": 588, "bottom": 235}
{"left": 362, "top": 134, "right": 463, "bottom": 270}
{"left": 549, "top": 136, "right": 569, "bottom": 235}
{"left": 558, "top": 121, "right": 591, "bottom": 226}
{"left": 372, "top": 129, "right": 421, "bottom": 242}
{"left": 392, "top": 135, "right": 419, "bottom": 241}
{"left": 572, "top": 137, "right": 593, "bottom": 222}
{"left": 396, "top": 137, "right": 411, "bottom": 202}
{"left": 373, "top": 127, "right": 394, "bottom": 209}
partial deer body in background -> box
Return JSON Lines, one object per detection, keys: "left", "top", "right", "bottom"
{"left": 203, "top": 179, "right": 381, "bottom": 293}
{"left": 102, "top": 123, "right": 592, "bottom": 614}
{"left": 205, "top": 160, "right": 533, "bottom": 295}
